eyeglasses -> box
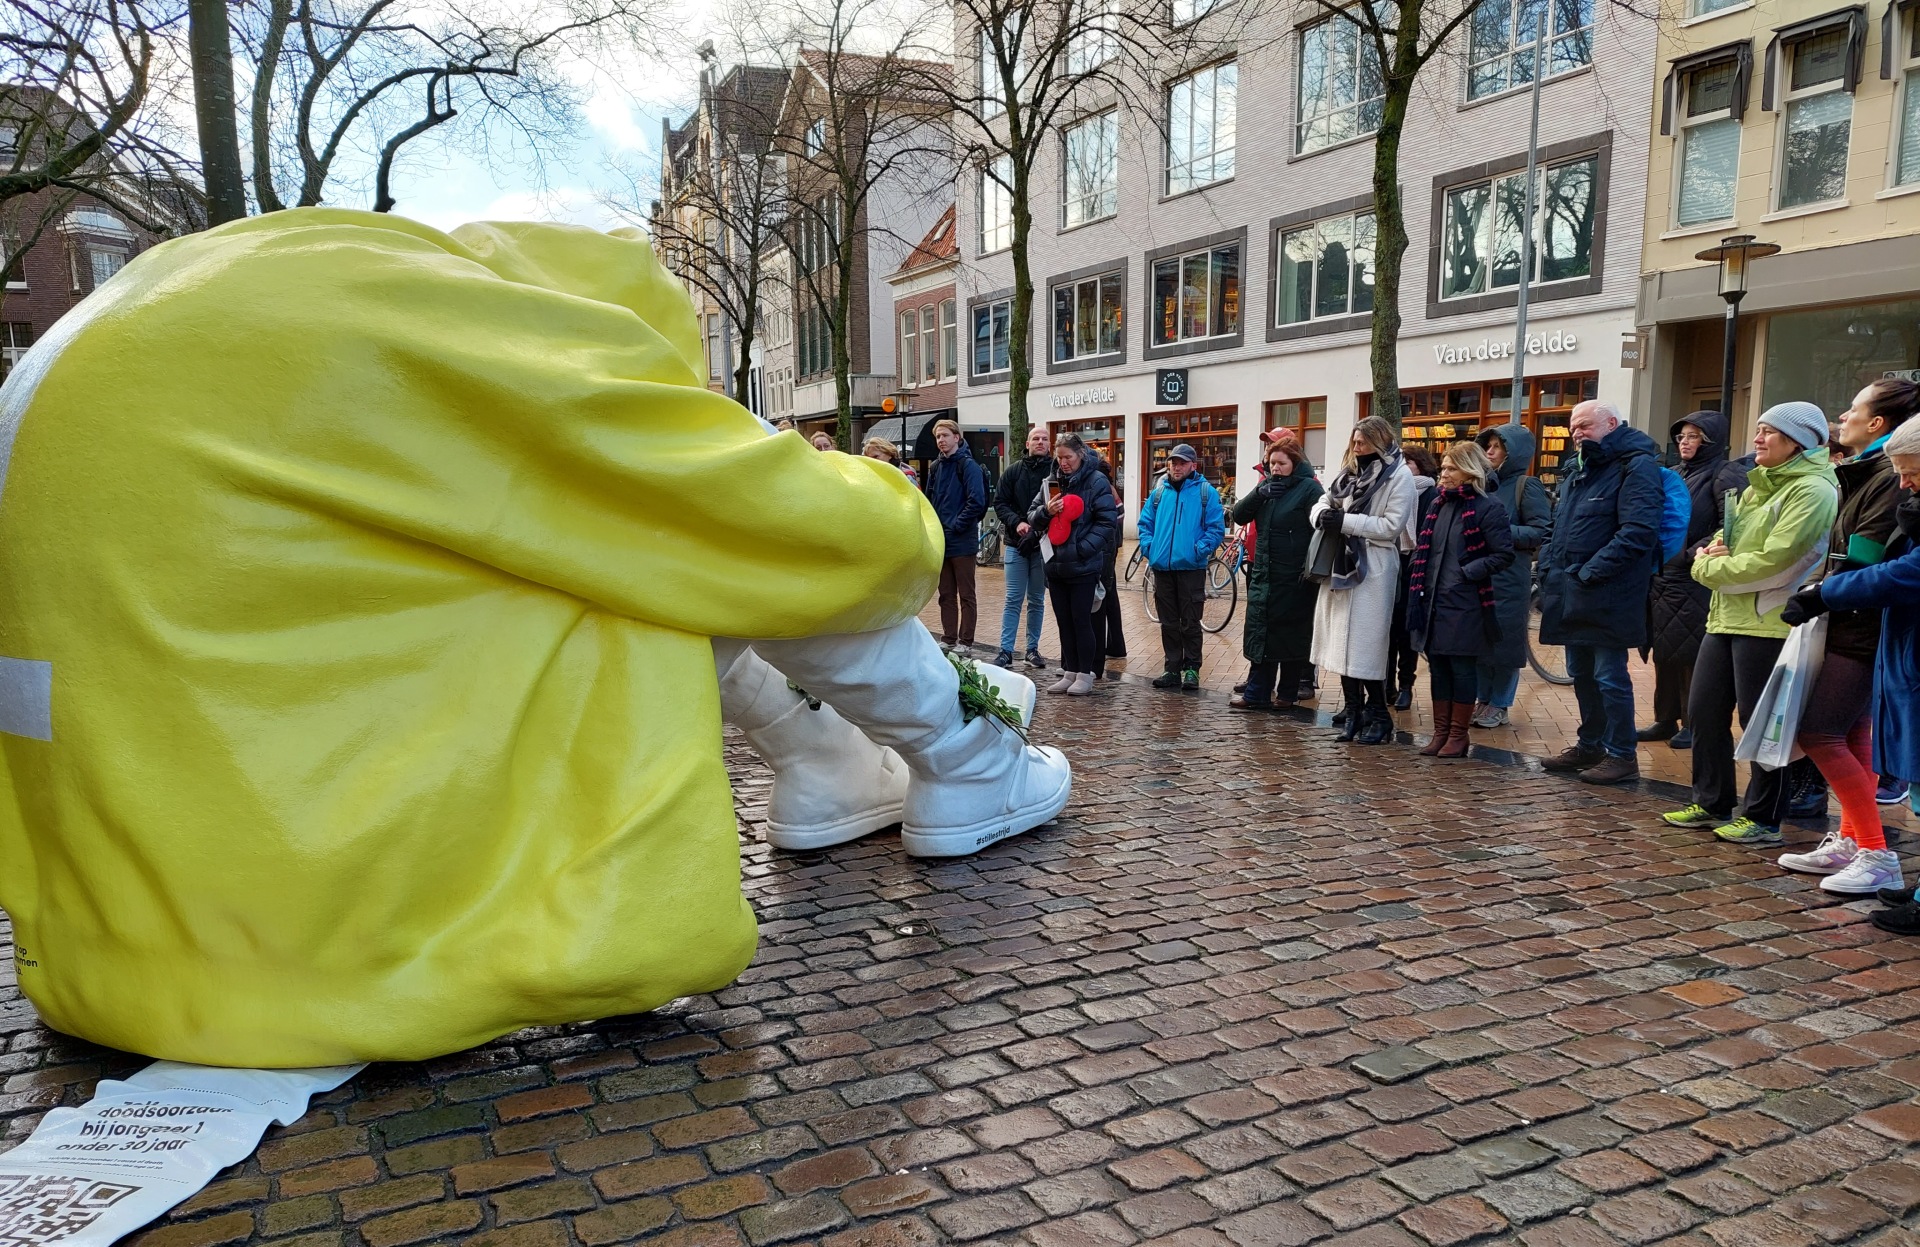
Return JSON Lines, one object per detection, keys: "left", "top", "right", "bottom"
{"left": 1676, "top": 431, "right": 1705, "bottom": 444}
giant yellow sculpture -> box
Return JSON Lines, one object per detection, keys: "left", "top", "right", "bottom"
{"left": 0, "top": 210, "right": 1068, "bottom": 1068}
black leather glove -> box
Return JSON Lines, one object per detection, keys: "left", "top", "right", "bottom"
{"left": 1780, "top": 585, "right": 1828, "bottom": 628}
{"left": 1316, "top": 504, "right": 1345, "bottom": 534}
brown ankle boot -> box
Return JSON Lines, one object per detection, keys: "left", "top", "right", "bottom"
{"left": 1419, "top": 700, "right": 1451, "bottom": 757}
{"left": 1438, "top": 702, "right": 1475, "bottom": 758}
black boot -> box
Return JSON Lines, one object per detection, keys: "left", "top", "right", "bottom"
{"left": 1356, "top": 706, "right": 1393, "bottom": 745}
{"left": 1334, "top": 705, "right": 1360, "bottom": 741}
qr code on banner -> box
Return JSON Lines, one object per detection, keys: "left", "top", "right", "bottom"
{"left": 0, "top": 1174, "right": 141, "bottom": 1247}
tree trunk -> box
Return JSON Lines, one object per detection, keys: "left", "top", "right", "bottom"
{"left": 732, "top": 326, "right": 754, "bottom": 409}
{"left": 188, "top": 0, "right": 247, "bottom": 223}
{"left": 1006, "top": 160, "right": 1034, "bottom": 456}
{"left": 833, "top": 208, "right": 856, "bottom": 450}
{"left": 1366, "top": 5, "right": 1425, "bottom": 434}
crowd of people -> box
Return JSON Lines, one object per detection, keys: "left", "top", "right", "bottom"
{"left": 800, "top": 387, "right": 1920, "bottom": 928}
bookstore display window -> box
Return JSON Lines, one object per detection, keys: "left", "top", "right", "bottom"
{"left": 1263, "top": 397, "right": 1328, "bottom": 472}
{"left": 1357, "top": 371, "right": 1596, "bottom": 492}
{"left": 1141, "top": 407, "right": 1237, "bottom": 499}
{"left": 1048, "top": 416, "right": 1127, "bottom": 504}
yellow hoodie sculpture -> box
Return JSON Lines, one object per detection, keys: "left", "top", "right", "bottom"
{"left": 0, "top": 209, "right": 948, "bottom": 1067}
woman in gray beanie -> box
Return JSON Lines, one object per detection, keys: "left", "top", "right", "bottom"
{"left": 1661, "top": 402, "right": 1839, "bottom": 846}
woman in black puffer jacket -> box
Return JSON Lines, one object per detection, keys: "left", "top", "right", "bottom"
{"left": 1031, "top": 433, "right": 1119, "bottom": 697}
{"left": 1643, "top": 411, "right": 1749, "bottom": 745}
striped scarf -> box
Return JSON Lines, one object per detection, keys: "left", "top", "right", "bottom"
{"left": 1409, "top": 486, "right": 1498, "bottom": 615}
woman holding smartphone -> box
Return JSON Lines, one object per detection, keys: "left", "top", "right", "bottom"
{"left": 1032, "top": 433, "right": 1118, "bottom": 696}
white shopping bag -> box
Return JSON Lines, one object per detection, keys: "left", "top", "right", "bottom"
{"left": 1735, "top": 616, "right": 1828, "bottom": 771}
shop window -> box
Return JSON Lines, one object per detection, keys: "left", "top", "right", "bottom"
{"left": 940, "top": 299, "right": 957, "bottom": 378}
{"left": 1775, "top": 27, "right": 1853, "bottom": 208}
{"left": 1761, "top": 296, "right": 1920, "bottom": 417}
{"left": 900, "top": 310, "right": 920, "bottom": 386}
{"left": 0, "top": 322, "right": 31, "bottom": 379}
{"left": 1051, "top": 416, "right": 1126, "bottom": 502}
{"left": 1296, "top": 17, "right": 1382, "bottom": 154}
{"left": 972, "top": 297, "right": 1013, "bottom": 377}
{"left": 1167, "top": 62, "right": 1236, "bottom": 194}
{"left": 979, "top": 157, "right": 1014, "bottom": 254}
{"left": 1063, "top": 111, "right": 1119, "bottom": 228}
{"left": 1264, "top": 397, "right": 1328, "bottom": 470}
{"left": 1150, "top": 241, "right": 1239, "bottom": 345}
{"left": 1142, "top": 407, "right": 1236, "bottom": 496}
{"left": 1278, "top": 210, "right": 1375, "bottom": 324}
{"left": 919, "top": 306, "right": 938, "bottom": 383}
{"left": 1358, "top": 371, "right": 1595, "bottom": 492}
{"left": 1439, "top": 153, "right": 1596, "bottom": 300}
{"left": 1052, "top": 271, "right": 1124, "bottom": 363}
{"left": 1675, "top": 58, "right": 1743, "bottom": 226}
{"left": 1894, "top": 7, "right": 1920, "bottom": 187}
{"left": 1466, "top": 0, "right": 1595, "bottom": 102}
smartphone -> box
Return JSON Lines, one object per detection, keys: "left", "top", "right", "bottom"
{"left": 1047, "top": 481, "right": 1063, "bottom": 504}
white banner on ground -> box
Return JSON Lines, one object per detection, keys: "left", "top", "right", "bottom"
{"left": 0, "top": 1061, "right": 362, "bottom": 1246}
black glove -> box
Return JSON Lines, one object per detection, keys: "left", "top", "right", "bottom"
{"left": 1780, "top": 585, "right": 1828, "bottom": 628}
{"left": 1316, "top": 504, "right": 1345, "bottom": 534}
{"left": 1258, "top": 475, "right": 1281, "bottom": 497}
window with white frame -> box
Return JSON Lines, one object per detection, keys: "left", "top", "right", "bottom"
{"left": 1466, "top": 0, "right": 1595, "bottom": 101}
{"left": 1172, "top": 0, "right": 1219, "bottom": 22}
{"left": 1440, "top": 154, "right": 1597, "bottom": 299}
{"left": 804, "top": 120, "right": 826, "bottom": 154}
{"left": 940, "top": 299, "right": 957, "bottom": 377}
{"left": 1067, "top": 0, "right": 1117, "bottom": 74}
{"left": 1063, "top": 111, "right": 1119, "bottom": 227}
{"left": 1296, "top": 16, "right": 1383, "bottom": 153}
{"left": 1052, "top": 272, "right": 1124, "bottom": 363}
{"left": 2, "top": 234, "right": 23, "bottom": 287}
{"left": 900, "top": 310, "right": 920, "bottom": 384}
{"left": 1277, "top": 211, "right": 1375, "bottom": 324}
{"left": 0, "top": 323, "right": 30, "bottom": 378}
{"left": 1675, "top": 58, "right": 1742, "bottom": 226}
{"left": 979, "top": 157, "right": 1014, "bottom": 253}
{"left": 919, "top": 305, "right": 937, "bottom": 383}
{"left": 1150, "top": 242, "right": 1239, "bottom": 345}
{"left": 1167, "top": 62, "right": 1236, "bottom": 194}
{"left": 972, "top": 297, "right": 1013, "bottom": 376}
{"left": 1898, "top": 6, "right": 1920, "bottom": 186}
{"left": 1776, "top": 28, "right": 1852, "bottom": 208}
{"left": 1689, "top": 0, "right": 1741, "bottom": 16}
{"left": 979, "top": 24, "right": 1026, "bottom": 117}
{"left": 705, "top": 313, "right": 724, "bottom": 380}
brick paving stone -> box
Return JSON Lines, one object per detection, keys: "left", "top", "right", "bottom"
{"left": 1394, "top": 1194, "right": 1506, "bottom": 1247}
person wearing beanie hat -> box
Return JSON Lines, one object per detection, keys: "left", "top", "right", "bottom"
{"left": 1662, "top": 402, "right": 1839, "bottom": 846}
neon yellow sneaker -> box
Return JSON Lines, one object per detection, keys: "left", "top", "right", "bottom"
{"left": 1714, "top": 816, "right": 1783, "bottom": 845}
{"left": 1661, "top": 803, "right": 1717, "bottom": 828}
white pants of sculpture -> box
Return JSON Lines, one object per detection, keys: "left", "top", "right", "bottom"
{"left": 714, "top": 619, "right": 1070, "bottom": 857}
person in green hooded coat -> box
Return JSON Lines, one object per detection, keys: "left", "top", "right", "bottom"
{"left": 1228, "top": 432, "right": 1323, "bottom": 709}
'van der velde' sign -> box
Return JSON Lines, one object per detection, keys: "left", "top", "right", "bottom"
{"left": 1433, "top": 330, "right": 1578, "bottom": 366}
{"left": 1050, "top": 387, "right": 1117, "bottom": 409}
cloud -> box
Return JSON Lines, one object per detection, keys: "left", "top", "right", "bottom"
{"left": 584, "top": 85, "right": 655, "bottom": 154}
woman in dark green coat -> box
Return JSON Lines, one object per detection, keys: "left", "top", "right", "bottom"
{"left": 1230, "top": 434, "right": 1324, "bottom": 709}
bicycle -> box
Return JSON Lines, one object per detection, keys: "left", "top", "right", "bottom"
{"left": 977, "top": 512, "right": 1004, "bottom": 566}
{"left": 1526, "top": 564, "right": 1574, "bottom": 685}
{"left": 1141, "top": 538, "right": 1239, "bottom": 635}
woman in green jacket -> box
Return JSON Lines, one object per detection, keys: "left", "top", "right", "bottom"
{"left": 1663, "top": 402, "right": 1839, "bottom": 845}
{"left": 1229, "top": 433, "right": 1324, "bottom": 709}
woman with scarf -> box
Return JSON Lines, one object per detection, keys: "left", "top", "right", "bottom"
{"left": 1385, "top": 446, "right": 1440, "bottom": 712}
{"left": 1770, "top": 380, "right": 1917, "bottom": 896}
{"left": 1229, "top": 433, "right": 1323, "bottom": 709}
{"left": 1407, "top": 443, "right": 1516, "bottom": 756}
{"left": 1309, "top": 416, "right": 1420, "bottom": 744}
{"left": 1032, "top": 433, "right": 1119, "bottom": 696}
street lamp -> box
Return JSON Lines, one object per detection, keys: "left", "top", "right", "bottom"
{"left": 1695, "top": 234, "right": 1780, "bottom": 421}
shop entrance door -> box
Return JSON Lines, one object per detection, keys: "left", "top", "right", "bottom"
{"left": 1140, "top": 407, "right": 1239, "bottom": 504}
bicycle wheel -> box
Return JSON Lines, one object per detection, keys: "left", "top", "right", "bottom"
{"left": 1527, "top": 609, "right": 1573, "bottom": 685}
{"left": 1124, "top": 544, "right": 1145, "bottom": 583}
{"left": 979, "top": 529, "right": 1002, "bottom": 566}
{"left": 1142, "top": 565, "right": 1159, "bottom": 623}
{"left": 1201, "top": 555, "right": 1237, "bottom": 634}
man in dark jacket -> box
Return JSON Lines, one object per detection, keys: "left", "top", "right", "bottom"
{"left": 993, "top": 425, "right": 1052, "bottom": 669}
{"left": 1641, "top": 411, "right": 1750, "bottom": 747}
{"left": 1538, "top": 400, "right": 1665, "bottom": 784}
{"left": 928, "top": 419, "right": 987, "bottom": 650}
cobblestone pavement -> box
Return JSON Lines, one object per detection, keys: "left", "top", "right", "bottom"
{"left": 6, "top": 680, "right": 1920, "bottom": 1247}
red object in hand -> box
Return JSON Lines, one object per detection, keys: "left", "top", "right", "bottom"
{"left": 1047, "top": 493, "right": 1085, "bottom": 546}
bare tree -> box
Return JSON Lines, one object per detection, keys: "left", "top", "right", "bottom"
{"left": 232, "top": 0, "right": 663, "bottom": 214}
{"left": 926, "top": 0, "right": 1270, "bottom": 448}
{"left": 0, "top": 0, "right": 202, "bottom": 270}
{"left": 623, "top": 51, "right": 790, "bottom": 408}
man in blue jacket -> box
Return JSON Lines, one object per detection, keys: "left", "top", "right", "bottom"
{"left": 1136, "top": 444, "right": 1225, "bottom": 690}
{"left": 929, "top": 419, "right": 988, "bottom": 650}
{"left": 1537, "top": 400, "right": 1665, "bottom": 785}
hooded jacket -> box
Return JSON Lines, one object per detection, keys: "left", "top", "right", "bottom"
{"left": 1648, "top": 412, "right": 1750, "bottom": 667}
{"left": 1137, "top": 470, "right": 1226, "bottom": 572}
{"left": 1539, "top": 422, "right": 1665, "bottom": 649}
{"left": 929, "top": 439, "right": 988, "bottom": 559}
{"left": 0, "top": 210, "right": 944, "bottom": 1066}
{"left": 1476, "top": 423, "right": 1553, "bottom": 671}
{"left": 1692, "top": 447, "right": 1839, "bottom": 638}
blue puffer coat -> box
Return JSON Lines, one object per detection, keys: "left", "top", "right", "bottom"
{"left": 928, "top": 441, "right": 987, "bottom": 559}
{"left": 1818, "top": 505, "right": 1920, "bottom": 783}
{"left": 1136, "top": 472, "right": 1225, "bottom": 571}
{"left": 1538, "top": 422, "right": 1665, "bottom": 649}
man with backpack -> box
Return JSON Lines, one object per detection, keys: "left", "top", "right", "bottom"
{"left": 1538, "top": 400, "right": 1666, "bottom": 784}
{"left": 1136, "top": 444, "right": 1225, "bottom": 690}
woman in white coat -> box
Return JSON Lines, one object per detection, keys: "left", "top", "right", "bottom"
{"left": 1309, "top": 415, "right": 1420, "bottom": 745}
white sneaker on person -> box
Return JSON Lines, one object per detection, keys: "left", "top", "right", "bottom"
{"left": 1776, "top": 831, "right": 1857, "bottom": 876}
{"left": 1820, "top": 848, "right": 1904, "bottom": 895}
